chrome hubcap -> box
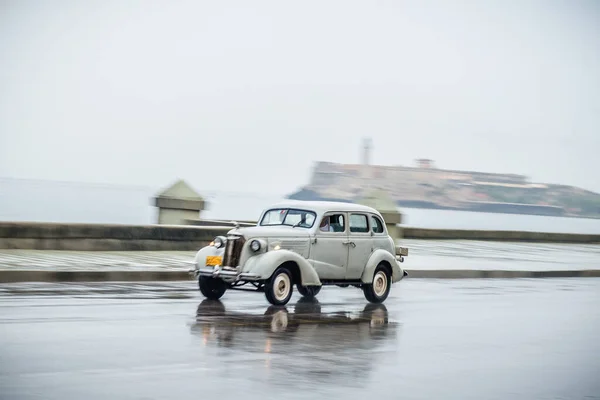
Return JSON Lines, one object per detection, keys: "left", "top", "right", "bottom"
{"left": 373, "top": 271, "right": 387, "bottom": 297}
{"left": 273, "top": 273, "right": 291, "bottom": 301}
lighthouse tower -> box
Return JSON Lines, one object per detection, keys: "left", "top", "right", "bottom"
{"left": 361, "top": 137, "right": 374, "bottom": 191}
{"left": 361, "top": 137, "right": 372, "bottom": 166}
{"left": 357, "top": 137, "right": 403, "bottom": 241}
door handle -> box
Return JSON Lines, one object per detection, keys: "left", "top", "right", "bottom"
{"left": 343, "top": 241, "right": 356, "bottom": 248}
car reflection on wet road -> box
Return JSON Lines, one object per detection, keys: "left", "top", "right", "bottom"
{"left": 1, "top": 279, "right": 599, "bottom": 400}
{"left": 191, "top": 298, "right": 398, "bottom": 388}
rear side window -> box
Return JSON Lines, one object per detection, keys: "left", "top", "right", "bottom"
{"left": 371, "top": 215, "right": 384, "bottom": 233}
{"left": 350, "top": 214, "right": 369, "bottom": 233}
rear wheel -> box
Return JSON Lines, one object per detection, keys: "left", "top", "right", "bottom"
{"left": 198, "top": 276, "right": 228, "bottom": 300}
{"left": 297, "top": 284, "right": 321, "bottom": 299}
{"left": 265, "top": 267, "right": 294, "bottom": 306}
{"left": 363, "top": 263, "right": 391, "bottom": 303}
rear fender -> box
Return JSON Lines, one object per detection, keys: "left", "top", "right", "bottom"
{"left": 360, "top": 249, "right": 404, "bottom": 284}
{"left": 242, "top": 249, "right": 321, "bottom": 286}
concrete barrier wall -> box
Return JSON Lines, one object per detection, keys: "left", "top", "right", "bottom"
{"left": 0, "top": 222, "right": 598, "bottom": 251}
{"left": 0, "top": 222, "right": 231, "bottom": 251}
{"left": 403, "top": 227, "right": 600, "bottom": 243}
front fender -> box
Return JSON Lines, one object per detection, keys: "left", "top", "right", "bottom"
{"left": 242, "top": 249, "right": 321, "bottom": 286}
{"left": 360, "top": 249, "right": 405, "bottom": 284}
{"left": 194, "top": 245, "right": 224, "bottom": 269}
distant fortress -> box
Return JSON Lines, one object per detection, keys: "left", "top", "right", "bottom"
{"left": 286, "top": 140, "right": 600, "bottom": 218}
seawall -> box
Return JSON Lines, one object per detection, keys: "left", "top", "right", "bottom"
{"left": 0, "top": 222, "right": 599, "bottom": 251}
{"left": 403, "top": 227, "right": 600, "bottom": 243}
{"left": 0, "top": 222, "right": 227, "bottom": 251}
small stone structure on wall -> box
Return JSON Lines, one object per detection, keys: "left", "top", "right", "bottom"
{"left": 358, "top": 189, "right": 403, "bottom": 242}
{"left": 153, "top": 179, "right": 206, "bottom": 225}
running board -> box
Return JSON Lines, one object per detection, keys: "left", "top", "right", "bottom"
{"left": 320, "top": 280, "right": 364, "bottom": 286}
{"left": 227, "top": 285, "right": 264, "bottom": 292}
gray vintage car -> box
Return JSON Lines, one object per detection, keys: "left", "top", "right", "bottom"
{"left": 189, "top": 200, "right": 408, "bottom": 306}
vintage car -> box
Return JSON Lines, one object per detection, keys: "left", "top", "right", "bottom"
{"left": 189, "top": 200, "right": 409, "bottom": 306}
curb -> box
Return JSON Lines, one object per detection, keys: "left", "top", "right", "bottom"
{"left": 1, "top": 269, "right": 600, "bottom": 283}
{"left": 0, "top": 270, "right": 192, "bottom": 283}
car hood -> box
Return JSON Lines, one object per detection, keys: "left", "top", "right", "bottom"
{"left": 227, "top": 225, "right": 311, "bottom": 239}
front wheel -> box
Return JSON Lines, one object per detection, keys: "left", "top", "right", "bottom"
{"left": 265, "top": 267, "right": 294, "bottom": 306}
{"left": 363, "top": 264, "right": 391, "bottom": 303}
{"left": 198, "top": 276, "right": 228, "bottom": 300}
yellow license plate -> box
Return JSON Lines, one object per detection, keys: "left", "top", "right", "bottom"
{"left": 206, "top": 256, "right": 222, "bottom": 266}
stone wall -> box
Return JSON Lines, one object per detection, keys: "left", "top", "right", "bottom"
{"left": 0, "top": 222, "right": 230, "bottom": 251}
{"left": 404, "top": 228, "right": 600, "bottom": 243}
{"left": 0, "top": 222, "right": 598, "bottom": 251}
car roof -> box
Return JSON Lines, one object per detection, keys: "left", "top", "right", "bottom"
{"left": 263, "top": 200, "right": 381, "bottom": 215}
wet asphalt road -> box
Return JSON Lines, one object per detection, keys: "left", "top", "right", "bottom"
{"left": 1, "top": 279, "right": 599, "bottom": 400}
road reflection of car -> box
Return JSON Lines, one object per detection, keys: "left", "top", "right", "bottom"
{"left": 191, "top": 297, "right": 397, "bottom": 352}
{"left": 190, "top": 299, "right": 400, "bottom": 386}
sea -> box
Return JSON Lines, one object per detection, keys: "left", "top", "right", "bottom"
{"left": 2, "top": 177, "right": 600, "bottom": 235}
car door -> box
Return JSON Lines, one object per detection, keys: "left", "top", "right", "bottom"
{"left": 308, "top": 212, "right": 349, "bottom": 280}
{"left": 345, "top": 212, "right": 374, "bottom": 280}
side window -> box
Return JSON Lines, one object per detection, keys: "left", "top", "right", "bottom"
{"left": 371, "top": 215, "right": 384, "bottom": 234}
{"left": 319, "top": 213, "right": 345, "bottom": 233}
{"left": 350, "top": 214, "right": 369, "bottom": 233}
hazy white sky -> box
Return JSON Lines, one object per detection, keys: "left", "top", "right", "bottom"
{"left": 1, "top": 0, "right": 599, "bottom": 195}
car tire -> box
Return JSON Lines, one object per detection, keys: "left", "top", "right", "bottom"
{"left": 296, "top": 284, "right": 321, "bottom": 299}
{"left": 198, "top": 276, "right": 228, "bottom": 300}
{"left": 362, "top": 263, "right": 391, "bottom": 303}
{"left": 265, "top": 267, "right": 294, "bottom": 306}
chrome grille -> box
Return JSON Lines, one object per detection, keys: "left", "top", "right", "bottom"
{"left": 222, "top": 235, "right": 245, "bottom": 267}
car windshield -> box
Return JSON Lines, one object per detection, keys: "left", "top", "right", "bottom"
{"left": 260, "top": 208, "right": 316, "bottom": 228}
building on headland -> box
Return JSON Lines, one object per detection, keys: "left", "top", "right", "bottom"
{"left": 415, "top": 158, "right": 434, "bottom": 169}
{"left": 287, "top": 142, "right": 600, "bottom": 218}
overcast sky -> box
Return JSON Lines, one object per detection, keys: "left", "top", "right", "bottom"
{"left": 1, "top": 0, "right": 599, "bottom": 195}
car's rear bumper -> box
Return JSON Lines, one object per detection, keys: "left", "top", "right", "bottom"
{"left": 395, "top": 246, "right": 409, "bottom": 257}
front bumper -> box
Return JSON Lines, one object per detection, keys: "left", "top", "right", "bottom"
{"left": 189, "top": 266, "right": 261, "bottom": 281}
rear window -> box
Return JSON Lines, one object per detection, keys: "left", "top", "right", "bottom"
{"left": 371, "top": 215, "right": 384, "bottom": 233}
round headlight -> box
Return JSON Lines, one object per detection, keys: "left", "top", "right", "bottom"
{"left": 213, "top": 237, "right": 224, "bottom": 248}
{"left": 250, "top": 240, "right": 261, "bottom": 252}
